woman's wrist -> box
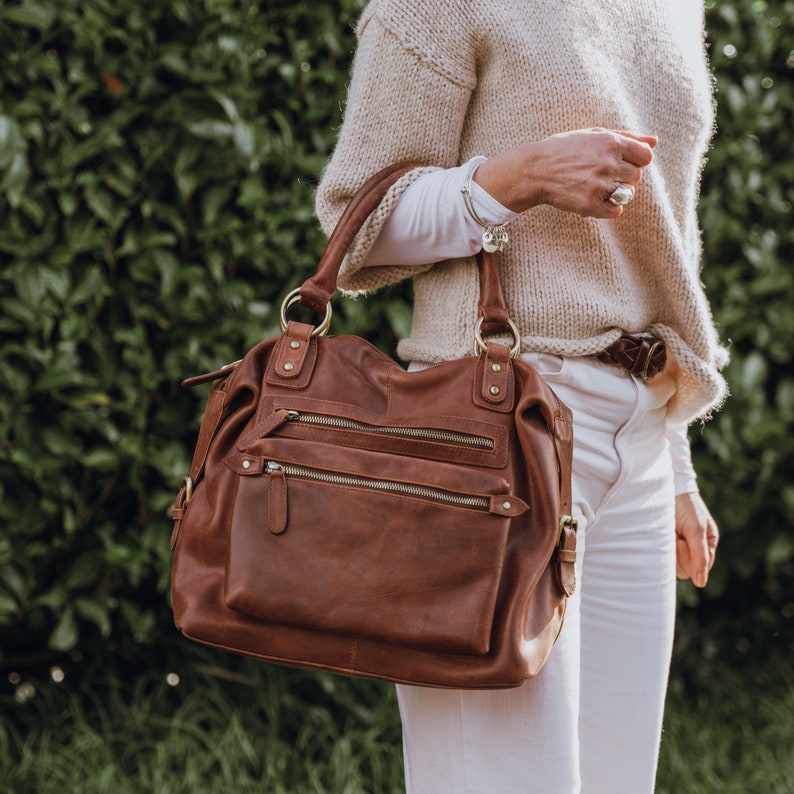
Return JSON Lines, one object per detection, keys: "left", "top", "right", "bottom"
{"left": 472, "top": 142, "right": 545, "bottom": 214}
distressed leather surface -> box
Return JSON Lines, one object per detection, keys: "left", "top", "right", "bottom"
{"left": 170, "top": 164, "right": 576, "bottom": 688}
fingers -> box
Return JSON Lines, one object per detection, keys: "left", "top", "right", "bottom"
{"left": 690, "top": 526, "right": 711, "bottom": 588}
{"left": 675, "top": 537, "right": 691, "bottom": 580}
{"left": 604, "top": 132, "right": 654, "bottom": 215}
{"left": 472, "top": 127, "right": 657, "bottom": 217}
{"left": 560, "top": 129, "right": 654, "bottom": 217}
{"left": 587, "top": 127, "right": 655, "bottom": 169}
{"left": 634, "top": 134, "right": 658, "bottom": 148}
{"left": 674, "top": 492, "right": 720, "bottom": 589}
{"left": 676, "top": 536, "right": 707, "bottom": 588}
{"left": 614, "top": 163, "right": 644, "bottom": 187}
{"left": 707, "top": 523, "right": 719, "bottom": 562}
{"left": 614, "top": 131, "right": 657, "bottom": 166}
{"left": 705, "top": 515, "right": 719, "bottom": 574}
{"left": 693, "top": 507, "right": 719, "bottom": 587}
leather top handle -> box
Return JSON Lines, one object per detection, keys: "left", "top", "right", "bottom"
{"left": 297, "top": 163, "right": 422, "bottom": 314}
{"left": 297, "top": 162, "right": 514, "bottom": 339}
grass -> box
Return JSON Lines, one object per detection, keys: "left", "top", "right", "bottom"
{"left": 659, "top": 656, "right": 794, "bottom": 793}
{"left": 1, "top": 637, "right": 792, "bottom": 793}
{"left": 0, "top": 648, "right": 405, "bottom": 794}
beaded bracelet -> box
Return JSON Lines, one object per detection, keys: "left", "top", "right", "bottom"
{"left": 460, "top": 180, "right": 509, "bottom": 253}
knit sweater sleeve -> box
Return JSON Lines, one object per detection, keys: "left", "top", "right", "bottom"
{"left": 315, "top": 0, "right": 478, "bottom": 293}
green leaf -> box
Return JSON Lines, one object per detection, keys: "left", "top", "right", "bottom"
{"left": 65, "top": 554, "right": 103, "bottom": 590}
{"left": 0, "top": 3, "right": 57, "bottom": 30}
{"left": 0, "top": 565, "right": 28, "bottom": 602}
{"left": 0, "top": 592, "right": 18, "bottom": 624}
{"left": 49, "top": 607, "right": 79, "bottom": 651}
{"left": 232, "top": 121, "right": 255, "bottom": 161}
{"left": 0, "top": 117, "right": 23, "bottom": 169}
{"left": 75, "top": 597, "right": 113, "bottom": 638}
{"left": 81, "top": 447, "right": 121, "bottom": 470}
{"left": 85, "top": 186, "right": 117, "bottom": 225}
{"left": 0, "top": 116, "right": 30, "bottom": 206}
{"left": 0, "top": 539, "right": 13, "bottom": 566}
{"left": 211, "top": 92, "right": 241, "bottom": 123}
{"left": 186, "top": 120, "right": 234, "bottom": 140}
{"left": 201, "top": 185, "right": 233, "bottom": 226}
{"left": 33, "top": 369, "right": 87, "bottom": 393}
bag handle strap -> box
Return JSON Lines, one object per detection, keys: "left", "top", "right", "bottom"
{"left": 297, "top": 162, "right": 422, "bottom": 313}
{"left": 293, "top": 162, "right": 514, "bottom": 340}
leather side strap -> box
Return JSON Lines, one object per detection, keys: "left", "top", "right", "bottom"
{"left": 186, "top": 384, "right": 228, "bottom": 486}
{"left": 171, "top": 383, "right": 228, "bottom": 549}
{"left": 552, "top": 402, "right": 577, "bottom": 596}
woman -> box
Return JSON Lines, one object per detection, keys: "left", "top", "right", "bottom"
{"left": 316, "top": 0, "right": 726, "bottom": 791}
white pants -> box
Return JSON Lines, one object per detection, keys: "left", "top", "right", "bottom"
{"left": 397, "top": 354, "right": 678, "bottom": 794}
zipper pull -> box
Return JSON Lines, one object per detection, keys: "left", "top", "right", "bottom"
{"left": 237, "top": 408, "right": 293, "bottom": 450}
{"left": 266, "top": 462, "right": 288, "bottom": 534}
{"left": 489, "top": 495, "right": 529, "bottom": 516}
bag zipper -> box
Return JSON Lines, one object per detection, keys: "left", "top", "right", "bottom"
{"left": 266, "top": 460, "right": 490, "bottom": 511}
{"left": 286, "top": 410, "right": 494, "bottom": 450}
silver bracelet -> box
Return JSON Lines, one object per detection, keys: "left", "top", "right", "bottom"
{"left": 461, "top": 180, "right": 509, "bottom": 253}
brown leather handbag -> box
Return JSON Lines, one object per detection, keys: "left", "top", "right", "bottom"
{"left": 170, "top": 163, "right": 578, "bottom": 689}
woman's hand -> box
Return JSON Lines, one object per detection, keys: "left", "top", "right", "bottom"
{"left": 674, "top": 491, "right": 719, "bottom": 588}
{"left": 473, "top": 128, "right": 657, "bottom": 219}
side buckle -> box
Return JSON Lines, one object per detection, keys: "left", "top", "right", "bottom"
{"left": 640, "top": 339, "right": 666, "bottom": 383}
{"left": 182, "top": 475, "right": 194, "bottom": 506}
{"left": 554, "top": 515, "right": 578, "bottom": 597}
{"left": 557, "top": 514, "right": 578, "bottom": 546}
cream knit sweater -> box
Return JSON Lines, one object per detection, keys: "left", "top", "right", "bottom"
{"left": 315, "top": 0, "right": 728, "bottom": 423}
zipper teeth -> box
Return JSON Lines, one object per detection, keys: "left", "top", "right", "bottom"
{"left": 288, "top": 411, "right": 494, "bottom": 450}
{"left": 268, "top": 461, "right": 489, "bottom": 510}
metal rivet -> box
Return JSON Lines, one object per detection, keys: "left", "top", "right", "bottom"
{"left": 491, "top": 363, "right": 501, "bottom": 372}
{"left": 242, "top": 460, "right": 251, "bottom": 470}
{"left": 502, "top": 501, "right": 511, "bottom": 510}
{"left": 290, "top": 340, "right": 301, "bottom": 350}
{"left": 489, "top": 385, "right": 500, "bottom": 396}
{"left": 283, "top": 362, "right": 295, "bottom": 372}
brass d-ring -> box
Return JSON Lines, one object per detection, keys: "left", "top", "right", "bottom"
{"left": 473, "top": 317, "right": 522, "bottom": 358}
{"left": 182, "top": 475, "right": 194, "bottom": 506}
{"left": 640, "top": 339, "right": 665, "bottom": 383}
{"left": 279, "top": 288, "right": 333, "bottom": 336}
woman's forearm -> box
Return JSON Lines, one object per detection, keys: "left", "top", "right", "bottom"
{"left": 363, "top": 157, "right": 517, "bottom": 267}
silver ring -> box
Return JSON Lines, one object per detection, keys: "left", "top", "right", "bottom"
{"left": 608, "top": 184, "right": 634, "bottom": 206}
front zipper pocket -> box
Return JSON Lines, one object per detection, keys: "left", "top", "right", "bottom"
{"left": 245, "top": 405, "right": 509, "bottom": 469}
{"left": 266, "top": 460, "right": 492, "bottom": 514}
{"left": 223, "top": 452, "right": 528, "bottom": 656}
{"left": 286, "top": 411, "right": 495, "bottom": 450}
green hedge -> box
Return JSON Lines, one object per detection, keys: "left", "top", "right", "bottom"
{"left": 0, "top": 0, "right": 388, "bottom": 666}
{"left": 0, "top": 0, "right": 791, "bottom": 669}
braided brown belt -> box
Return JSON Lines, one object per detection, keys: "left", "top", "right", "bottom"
{"left": 595, "top": 335, "right": 667, "bottom": 382}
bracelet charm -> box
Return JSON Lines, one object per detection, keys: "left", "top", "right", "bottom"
{"left": 482, "top": 226, "right": 509, "bottom": 253}
{"left": 461, "top": 181, "right": 510, "bottom": 253}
